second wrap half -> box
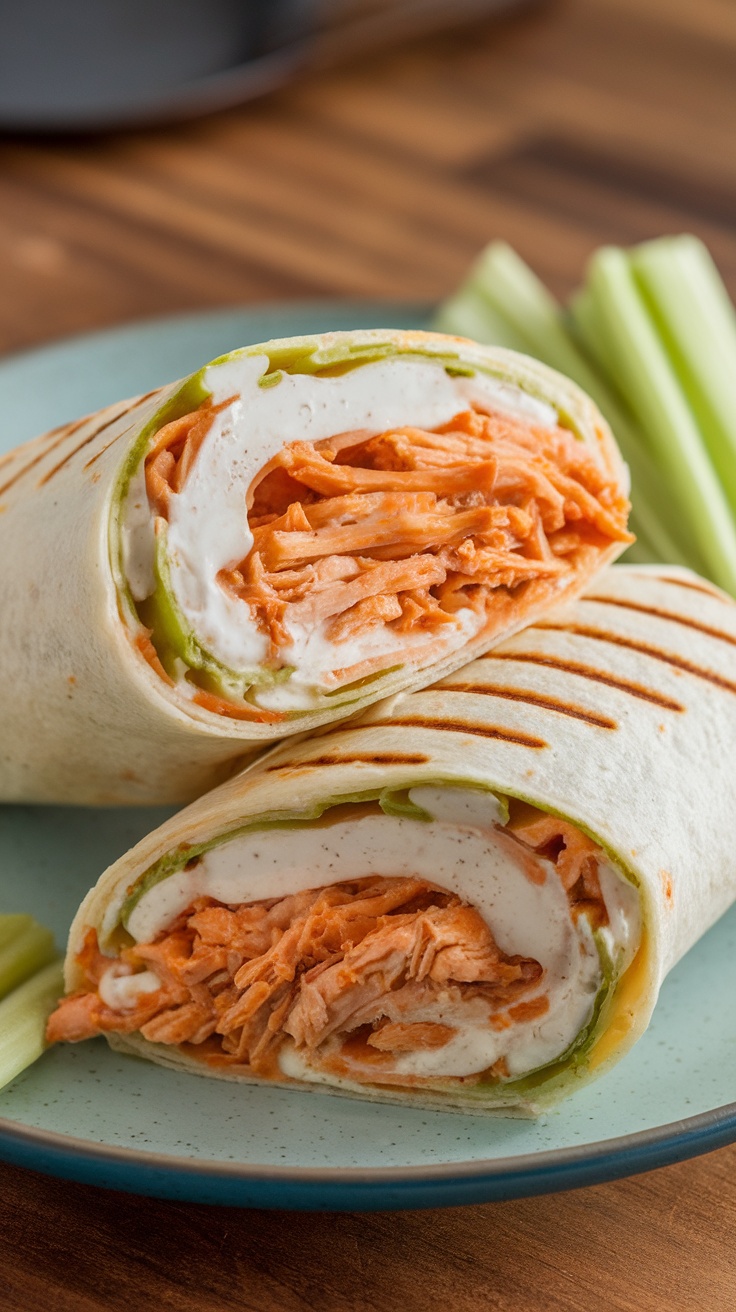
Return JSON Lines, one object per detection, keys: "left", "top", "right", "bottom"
{"left": 46, "top": 566, "right": 736, "bottom": 1113}
{"left": 0, "top": 329, "right": 630, "bottom": 803}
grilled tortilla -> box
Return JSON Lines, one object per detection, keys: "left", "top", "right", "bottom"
{"left": 46, "top": 564, "right": 736, "bottom": 1114}
{"left": 0, "top": 329, "right": 629, "bottom": 804}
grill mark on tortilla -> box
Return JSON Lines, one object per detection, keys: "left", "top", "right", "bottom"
{"left": 0, "top": 415, "right": 91, "bottom": 497}
{"left": 650, "top": 574, "right": 726, "bottom": 601}
{"left": 84, "top": 389, "right": 163, "bottom": 469}
{"left": 485, "top": 652, "right": 684, "bottom": 712}
{"left": 266, "top": 752, "right": 430, "bottom": 771}
{"left": 366, "top": 716, "right": 547, "bottom": 749}
{"left": 83, "top": 431, "right": 129, "bottom": 470}
{"left": 38, "top": 418, "right": 124, "bottom": 485}
{"left": 583, "top": 595, "right": 736, "bottom": 649}
{"left": 438, "top": 681, "right": 617, "bottom": 729}
{"left": 536, "top": 622, "right": 736, "bottom": 695}
{"left": 37, "top": 392, "right": 159, "bottom": 486}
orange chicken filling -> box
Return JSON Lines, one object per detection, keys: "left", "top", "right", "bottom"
{"left": 47, "top": 812, "right": 609, "bottom": 1086}
{"left": 143, "top": 403, "right": 631, "bottom": 675}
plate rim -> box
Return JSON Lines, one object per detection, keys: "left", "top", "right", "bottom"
{"left": 2, "top": 297, "right": 736, "bottom": 1208}
{"left": 2, "top": 1098, "right": 736, "bottom": 1186}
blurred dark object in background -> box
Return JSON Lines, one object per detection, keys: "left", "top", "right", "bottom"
{"left": 0, "top": 0, "right": 529, "bottom": 133}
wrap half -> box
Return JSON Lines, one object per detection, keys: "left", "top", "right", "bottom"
{"left": 47, "top": 564, "right": 736, "bottom": 1113}
{"left": 0, "top": 329, "right": 630, "bottom": 804}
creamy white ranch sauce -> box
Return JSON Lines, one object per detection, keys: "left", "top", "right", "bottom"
{"left": 98, "top": 967, "right": 161, "bottom": 1011}
{"left": 121, "top": 355, "right": 562, "bottom": 709}
{"left": 105, "top": 786, "right": 640, "bottom": 1082}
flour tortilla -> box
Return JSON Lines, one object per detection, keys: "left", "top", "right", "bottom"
{"left": 59, "top": 564, "right": 736, "bottom": 1112}
{"left": 0, "top": 329, "right": 628, "bottom": 805}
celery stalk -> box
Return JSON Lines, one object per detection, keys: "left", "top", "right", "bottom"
{"left": 0, "top": 959, "right": 64, "bottom": 1091}
{"left": 631, "top": 235, "right": 736, "bottom": 517}
{"left": 0, "top": 915, "right": 57, "bottom": 1001}
{"left": 434, "top": 285, "right": 529, "bottom": 352}
{"left": 568, "top": 285, "right": 707, "bottom": 575}
{"left": 586, "top": 247, "right": 736, "bottom": 595}
{"left": 618, "top": 535, "right": 657, "bottom": 565}
{"left": 0, "top": 914, "right": 34, "bottom": 953}
{"left": 462, "top": 242, "right": 598, "bottom": 381}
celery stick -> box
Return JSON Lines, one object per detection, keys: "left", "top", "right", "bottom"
{"left": 586, "top": 247, "right": 736, "bottom": 595}
{"left": 0, "top": 959, "right": 64, "bottom": 1092}
{"left": 464, "top": 242, "right": 598, "bottom": 382}
{"left": 435, "top": 243, "right": 690, "bottom": 569}
{"left": 434, "top": 285, "right": 529, "bottom": 352}
{"left": 0, "top": 914, "right": 34, "bottom": 953}
{"left": 0, "top": 916, "right": 57, "bottom": 1001}
{"left": 568, "top": 286, "right": 708, "bottom": 575}
{"left": 619, "top": 535, "right": 657, "bottom": 565}
{"left": 631, "top": 236, "right": 736, "bottom": 517}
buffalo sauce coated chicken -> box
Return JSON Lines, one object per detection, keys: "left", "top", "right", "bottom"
{"left": 47, "top": 814, "right": 608, "bottom": 1087}
{"left": 138, "top": 404, "right": 631, "bottom": 696}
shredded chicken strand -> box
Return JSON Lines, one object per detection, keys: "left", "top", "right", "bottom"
{"left": 507, "top": 803, "right": 609, "bottom": 927}
{"left": 144, "top": 404, "right": 631, "bottom": 668}
{"left": 46, "top": 811, "right": 610, "bottom": 1085}
{"left": 47, "top": 879, "right": 541, "bottom": 1072}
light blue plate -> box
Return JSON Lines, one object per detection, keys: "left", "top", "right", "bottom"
{"left": 1, "top": 303, "right": 735, "bottom": 1211}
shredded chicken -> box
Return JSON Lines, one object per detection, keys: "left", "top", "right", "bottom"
{"left": 143, "top": 404, "right": 631, "bottom": 673}
{"left": 47, "top": 879, "right": 541, "bottom": 1075}
{"left": 506, "top": 802, "right": 609, "bottom": 928}
{"left": 46, "top": 808, "right": 610, "bottom": 1084}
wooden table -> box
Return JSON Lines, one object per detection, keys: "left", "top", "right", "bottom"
{"left": 2, "top": 1, "right": 736, "bottom": 1307}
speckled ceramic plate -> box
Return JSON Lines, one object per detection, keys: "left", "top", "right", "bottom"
{"left": 1, "top": 303, "right": 735, "bottom": 1211}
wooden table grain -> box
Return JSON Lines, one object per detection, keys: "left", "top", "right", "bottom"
{"left": 2, "top": 1, "right": 736, "bottom": 1308}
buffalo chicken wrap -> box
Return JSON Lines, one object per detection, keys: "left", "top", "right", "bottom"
{"left": 46, "top": 565, "right": 736, "bottom": 1114}
{"left": 0, "top": 330, "right": 630, "bottom": 803}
